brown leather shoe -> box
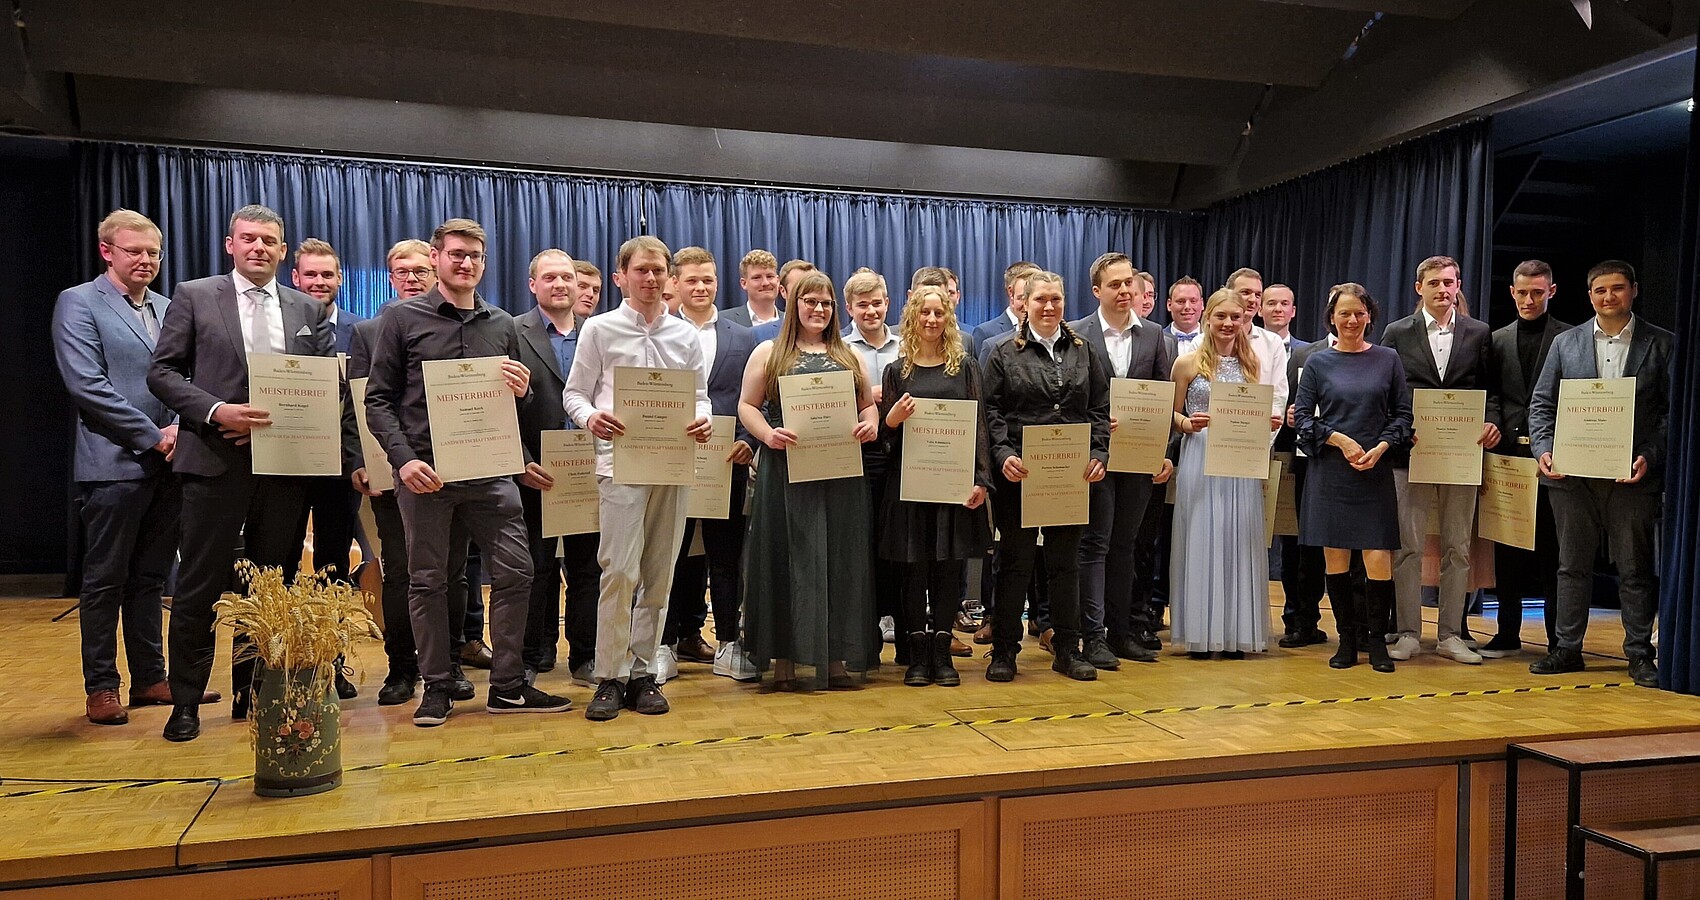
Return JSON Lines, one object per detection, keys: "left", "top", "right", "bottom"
{"left": 950, "top": 636, "right": 972, "bottom": 658}
{"left": 676, "top": 633, "right": 716, "bottom": 664}
{"left": 458, "top": 639, "right": 494, "bottom": 670}
{"left": 1039, "top": 628, "right": 1055, "bottom": 654}
{"left": 87, "top": 689, "right": 128, "bottom": 725}
{"left": 973, "top": 623, "right": 993, "bottom": 645}
{"left": 128, "top": 681, "right": 222, "bottom": 706}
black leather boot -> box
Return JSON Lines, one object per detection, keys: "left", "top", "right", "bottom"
{"left": 904, "top": 633, "right": 932, "bottom": 686}
{"left": 931, "top": 631, "right": 960, "bottom": 687}
{"left": 1051, "top": 635, "right": 1098, "bottom": 681}
{"left": 1326, "top": 572, "right": 1359, "bottom": 669}
{"left": 1365, "top": 578, "right": 1397, "bottom": 673}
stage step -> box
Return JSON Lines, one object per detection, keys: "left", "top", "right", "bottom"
{"left": 1576, "top": 817, "right": 1700, "bottom": 900}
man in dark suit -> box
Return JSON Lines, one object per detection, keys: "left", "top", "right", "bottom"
{"left": 1379, "top": 255, "right": 1501, "bottom": 666}
{"left": 53, "top": 209, "right": 213, "bottom": 725}
{"left": 513, "top": 249, "right": 602, "bottom": 686}
{"left": 1071, "top": 253, "right": 1173, "bottom": 666}
{"left": 665, "top": 248, "right": 760, "bottom": 681}
{"left": 1528, "top": 260, "right": 1671, "bottom": 687}
{"left": 970, "top": 261, "right": 1039, "bottom": 355}
{"left": 720, "top": 249, "right": 783, "bottom": 328}
{"left": 147, "top": 204, "right": 334, "bottom": 741}
{"left": 290, "top": 239, "right": 364, "bottom": 590}
{"left": 1275, "top": 335, "right": 1329, "bottom": 647}
{"left": 1479, "top": 260, "right": 1569, "bottom": 659}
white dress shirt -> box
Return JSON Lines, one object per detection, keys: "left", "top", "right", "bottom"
{"left": 1030, "top": 325, "right": 1063, "bottom": 361}
{"left": 1592, "top": 315, "right": 1636, "bottom": 380}
{"left": 1169, "top": 324, "right": 1202, "bottom": 356}
{"left": 232, "top": 271, "right": 285, "bottom": 355}
{"left": 563, "top": 301, "right": 713, "bottom": 478}
{"left": 1249, "top": 325, "right": 1290, "bottom": 425}
{"left": 1422, "top": 307, "right": 1456, "bottom": 380}
{"left": 845, "top": 325, "right": 902, "bottom": 388}
{"left": 685, "top": 308, "right": 720, "bottom": 377}
{"left": 1098, "top": 310, "right": 1136, "bottom": 378}
{"left": 746, "top": 302, "right": 781, "bottom": 327}
{"left": 1005, "top": 308, "right": 1021, "bottom": 328}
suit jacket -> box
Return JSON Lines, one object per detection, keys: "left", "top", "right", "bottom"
{"left": 149, "top": 274, "right": 334, "bottom": 477}
{"left": 1070, "top": 312, "right": 1177, "bottom": 467}
{"left": 700, "top": 316, "right": 758, "bottom": 450}
{"left": 1489, "top": 315, "right": 1570, "bottom": 459}
{"left": 52, "top": 275, "right": 176, "bottom": 482}
{"left": 1275, "top": 338, "right": 1331, "bottom": 453}
{"left": 513, "top": 307, "right": 576, "bottom": 463}
{"left": 971, "top": 313, "right": 1016, "bottom": 354}
{"left": 1529, "top": 315, "right": 1673, "bottom": 489}
{"left": 330, "top": 306, "right": 366, "bottom": 355}
{"left": 1378, "top": 311, "right": 1498, "bottom": 468}
{"left": 720, "top": 301, "right": 783, "bottom": 329}
{"left": 340, "top": 314, "right": 385, "bottom": 477}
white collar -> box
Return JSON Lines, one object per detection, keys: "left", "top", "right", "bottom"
{"left": 1421, "top": 307, "right": 1454, "bottom": 332}
{"left": 232, "top": 271, "right": 278, "bottom": 300}
{"left": 849, "top": 325, "right": 896, "bottom": 350}
{"left": 1592, "top": 315, "right": 1635, "bottom": 340}
{"left": 1098, "top": 310, "right": 1137, "bottom": 335}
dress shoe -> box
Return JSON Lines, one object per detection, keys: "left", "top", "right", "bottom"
{"left": 535, "top": 648, "right": 557, "bottom": 673}
{"left": 1477, "top": 634, "right": 1523, "bottom": 659}
{"left": 1108, "top": 636, "right": 1159, "bottom": 663}
{"left": 1051, "top": 638, "right": 1097, "bottom": 681}
{"left": 586, "top": 680, "right": 625, "bottom": 721}
{"left": 162, "top": 704, "right": 200, "bottom": 742}
{"left": 1529, "top": 647, "right": 1585, "bottom": 675}
{"left": 1628, "top": 656, "right": 1660, "bottom": 688}
{"left": 1278, "top": 628, "right": 1329, "bottom": 649}
{"left": 86, "top": 689, "right": 128, "bottom": 725}
{"left": 1038, "top": 628, "right": 1055, "bottom": 654}
{"left": 654, "top": 645, "right": 679, "bottom": 685}
{"left": 335, "top": 669, "right": 359, "bottom": 700}
{"left": 377, "top": 671, "right": 419, "bottom": 706}
{"left": 1437, "top": 636, "right": 1483, "bottom": 665}
{"left": 1188, "top": 651, "right": 1211, "bottom": 660}
{"left": 985, "top": 644, "right": 1018, "bottom": 682}
{"left": 949, "top": 635, "right": 972, "bottom": 658}
{"left": 1082, "top": 636, "right": 1121, "bottom": 670}
{"left": 1132, "top": 629, "right": 1162, "bottom": 651}
{"left": 954, "top": 607, "right": 981, "bottom": 634}
{"left": 129, "top": 681, "right": 221, "bottom": 706}
{"left": 676, "top": 633, "right": 716, "bottom": 664}
{"left": 458, "top": 639, "right": 494, "bottom": 670}
{"left": 1387, "top": 634, "right": 1422, "bottom": 661}
{"left": 973, "top": 623, "right": 994, "bottom": 645}
{"left": 448, "top": 663, "right": 476, "bottom": 701}
{"left": 1027, "top": 619, "right": 1042, "bottom": 638}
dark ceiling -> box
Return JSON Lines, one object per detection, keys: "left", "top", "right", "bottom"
{"left": 1, "top": 0, "right": 1695, "bottom": 207}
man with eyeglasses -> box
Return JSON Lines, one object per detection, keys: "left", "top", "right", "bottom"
{"left": 365, "top": 218, "right": 572, "bottom": 726}
{"left": 53, "top": 209, "right": 216, "bottom": 727}
{"left": 148, "top": 204, "right": 333, "bottom": 742}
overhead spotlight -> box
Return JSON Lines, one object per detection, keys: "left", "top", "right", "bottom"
{"left": 1570, "top": 0, "right": 1593, "bottom": 29}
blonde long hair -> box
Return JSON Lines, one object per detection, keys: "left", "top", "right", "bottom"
{"left": 764, "top": 270, "right": 866, "bottom": 399}
{"left": 897, "top": 284, "right": 966, "bottom": 377}
{"left": 1195, "top": 288, "right": 1259, "bottom": 382}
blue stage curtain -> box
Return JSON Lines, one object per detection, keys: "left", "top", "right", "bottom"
{"left": 76, "top": 143, "right": 647, "bottom": 317}
{"left": 1200, "top": 119, "right": 1491, "bottom": 342}
{"left": 1657, "top": 44, "right": 1700, "bottom": 695}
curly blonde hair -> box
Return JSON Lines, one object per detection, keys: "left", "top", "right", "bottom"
{"left": 897, "top": 284, "right": 965, "bottom": 377}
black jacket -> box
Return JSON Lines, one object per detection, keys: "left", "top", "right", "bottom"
{"left": 1379, "top": 311, "right": 1499, "bottom": 468}
{"left": 1488, "top": 315, "right": 1569, "bottom": 459}
{"left": 983, "top": 321, "right": 1111, "bottom": 473}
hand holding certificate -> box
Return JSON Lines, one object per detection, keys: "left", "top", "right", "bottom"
{"left": 779, "top": 369, "right": 864, "bottom": 483}
{"left": 613, "top": 366, "right": 698, "bottom": 485}
{"left": 248, "top": 353, "right": 341, "bottom": 476}
{"left": 1409, "top": 389, "right": 1487, "bottom": 485}
{"left": 900, "top": 398, "right": 978, "bottom": 504}
{"left": 1203, "top": 381, "right": 1275, "bottom": 479}
{"left": 1552, "top": 378, "right": 1635, "bottom": 479}
{"left": 1108, "top": 378, "right": 1172, "bottom": 474}
{"left": 1478, "top": 453, "right": 1538, "bottom": 550}
{"left": 1019, "top": 423, "right": 1092, "bottom": 528}
{"left": 349, "top": 377, "right": 394, "bottom": 492}
{"left": 421, "top": 356, "right": 525, "bottom": 483}
{"left": 540, "top": 430, "right": 599, "bottom": 537}
{"left": 687, "top": 415, "right": 737, "bottom": 519}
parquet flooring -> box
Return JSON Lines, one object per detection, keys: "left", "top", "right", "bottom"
{"left": 2, "top": 574, "right": 1697, "bottom": 885}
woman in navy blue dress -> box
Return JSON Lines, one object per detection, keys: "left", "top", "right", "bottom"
{"left": 1293, "top": 284, "right": 1411, "bottom": 673}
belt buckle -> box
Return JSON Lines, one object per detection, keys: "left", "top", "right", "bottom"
{"left": 1517, "top": 436, "right": 1531, "bottom": 445}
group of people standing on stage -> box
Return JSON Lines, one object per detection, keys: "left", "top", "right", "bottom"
{"left": 53, "top": 201, "right": 1674, "bottom": 741}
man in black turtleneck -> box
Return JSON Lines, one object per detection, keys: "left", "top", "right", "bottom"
{"left": 1479, "top": 259, "right": 1569, "bottom": 658}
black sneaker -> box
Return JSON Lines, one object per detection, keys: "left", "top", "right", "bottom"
{"left": 985, "top": 645, "right": 1018, "bottom": 682}
{"left": 1529, "top": 647, "right": 1585, "bottom": 675}
{"left": 448, "top": 663, "right": 476, "bottom": 701}
{"left": 623, "top": 676, "right": 670, "bottom": 715}
{"left": 1082, "top": 637, "right": 1121, "bottom": 671}
{"left": 1478, "top": 634, "right": 1523, "bottom": 659}
{"left": 412, "top": 684, "right": 453, "bottom": 727}
{"left": 1132, "top": 629, "right": 1162, "bottom": 651}
{"left": 377, "top": 671, "right": 419, "bottom": 706}
{"left": 487, "top": 684, "right": 573, "bottom": 714}
{"left": 585, "top": 680, "right": 624, "bottom": 721}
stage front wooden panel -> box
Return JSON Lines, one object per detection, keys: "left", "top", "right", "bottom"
{"left": 1468, "top": 759, "right": 1700, "bottom": 899}
{"left": 388, "top": 802, "right": 990, "bottom": 900}
{"left": 4, "top": 858, "right": 371, "bottom": 900}
{"left": 998, "top": 767, "right": 1458, "bottom": 900}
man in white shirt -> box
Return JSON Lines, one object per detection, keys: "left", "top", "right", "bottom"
{"left": 564, "top": 236, "right": 714, "bottom": 720}
{"left": 1224, "top": 268, "right": 1290, "bottom": 429}
{"left": 1164, "top": 277, "right": 1206, "bottom": 355}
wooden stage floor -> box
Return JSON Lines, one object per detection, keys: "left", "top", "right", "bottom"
{"left": 4, "top": 576, "right": 1699, "bottom": 890}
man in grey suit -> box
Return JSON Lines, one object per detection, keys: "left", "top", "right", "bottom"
{"left": 971, "top": 261, "right": 1040, "bottom": 355}
{"left": 1528, "top": 260, "right": 1672, "bottom": 687}
{"left": 1071, "top": 253, "right": 1174, "bottom": 666}
{"left": 719, "top": 249, "right": 784, "bottom": 328}
{"left": 148, "top": 204, "right": 335, "bottom": 741}
{"left": 53, "top": 209, "right": 215, "bottom": 726}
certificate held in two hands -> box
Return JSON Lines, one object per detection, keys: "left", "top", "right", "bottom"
{"left": 1203, "top": 381, "right": 1274, "bottom": 480}
{"left": 421, "top": 356, "right": 525, "bottom": 483}
{"left": 248, "top": 353, "right": 341, "bottom": 476}
{"left": 1409, "top": 389, "right": 1488, "bottom": 486}
{"left": 778, "top": 369, "right": 864, "bottom": 483}
{"left": 539, "top": 430, "right": 599, "bottom": 537}
{"left": 1021, "top": 423, "right": 1092, "bottom": 528}
{"left": 1552, "top": 377, "right": 1636, "bottom": 480}
{"left": 1108, "top": 378, "right": 1172, "bottom": 474}
{"left": 612, "top": 366, "right": 698, "bottom": 485}
{"left": 900, "top": 398, "right": 978, "bottom": 504}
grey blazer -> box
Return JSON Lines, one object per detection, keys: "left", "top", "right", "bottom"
{"left": 149, "top": 274, "right": 334, "bottom": 477}
{"left": 1528, "top": 315, "right": 1673, "bottom": 490}
{"left": 52, "top": 275, "right": 176, "bottom": 482}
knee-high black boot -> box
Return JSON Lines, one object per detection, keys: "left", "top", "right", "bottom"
{"left": 1365, "top": 579, "right": 1397, "bottom": 673}
{"left": 1326, "top": 573, "right": 1358, "bottom": 669}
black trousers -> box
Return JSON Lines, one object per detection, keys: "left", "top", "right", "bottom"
{"left": 170, "top": 468, "right": 308, "bottom": 705}
{"left": 522, "top": 486, "right": 601, "bottom": 670}
{"left": 296, "top": 474, "right": 361, "bottom": 582}
{"left": 664, "top": 468, "right": 748, "bottom": 645}
{"left": 905, "top": 559, "right": 966, "bottom": 632}
{"left": 1130, "top": 484, "right": 1170, "bottom": 630}
{"left": 1490, "top": 480, "right": 1560, "bottom": 647}
{"left": 1080, "top": 471, "right": 1154, "bottom": 641}
{"left": 460, "top": 542, "right": 484, "bottom": 644}
{"left": 1279, "top": 458, "right": 1325, "bottom": 635}
{"left": 867, "top": 470, "right": 907, "bottom": 633}
{"left": 370, "top": 491, "right": 470, "bottom": 677}
{"left": 990, "top": 477, "right": 1082, "bottom": 647}
{"left": 980, "top": 544, "right": 1050, "bottom": 628}
{"left": 77, "top": 472, "right": 178, "bottom": 694}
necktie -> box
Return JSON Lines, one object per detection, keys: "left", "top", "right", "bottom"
{"left": 245, "top": 287, "right": 271, "bottom": 354}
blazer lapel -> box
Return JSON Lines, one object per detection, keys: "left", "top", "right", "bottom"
{"left": 282, "top": 296, "right": 311, "bottom": 355}
{"left": 521, "top": 314, "right": 565, "bottom": 383}
{"left": 94, "top": 278, "right": 152, "bottom": 349}
{"left": 708, "top": 319, "right": 734, "bottom": 386}
{"left": 1498, "top": 329, "right": 1526, "bottom": 406}
{"left": 215, "top": 276, "right": 247, "bottom": 364}
{"left": 1410, "top": 317, "right": 1443, "bottom": 385}
{"left": 1623, "top": 322, "right": 1654, "bottom": 378}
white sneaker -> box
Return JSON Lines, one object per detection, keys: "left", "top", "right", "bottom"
{"left": 713, "top": 641, "right": 760, "bottom": 681}
{"left": 655, "top": 645, "right": 679, "bottom": 684}
{"left": 879, "top": 616, "right": 897, "bottom": 643}
{"left": 1437, "top": 636, "right": 1483, "bottom": 665}
{"left": 1388, "top": 634, "right": 1422, "bottom": 660}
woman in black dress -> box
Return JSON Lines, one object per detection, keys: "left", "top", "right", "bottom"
{"left": 1293, "top": 284, "right": 1411, "bottom": 672}
{"left": 878, "top": 285, "right": 992, "bottom": 687}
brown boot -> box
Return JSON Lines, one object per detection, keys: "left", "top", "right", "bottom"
{"left": 86, "top": 689, "right": 128, "bottom": 725}
{"left": 129, "top": 681, "right": 222, "bottom": 707}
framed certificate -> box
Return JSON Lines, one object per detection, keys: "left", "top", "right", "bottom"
{"left": 1553, "top": 377, "right": 1635, "bottom": 479}
{"left": 1108, "top": 378, "right": 1172, "bottom": 474}
{"left": 1020, "top": 423, "right": 1091, "bottom": 528}
{"left": 612, "top": 366, "right": 697, "bottom": 485}
{"left": 1410, "top": 389, "right": 1487, "bottom": 486}
{"left": 687, "top": 415, "right": 736, "bottom": 519}
{"left": 540, "top": 430, "right": 599, "bottom": 537}
{"left": 900, "top": 398, "right": 978, "bottom": 504}
{"left": 1203, "top": 381, "right": 1274, "bottom": 479}
{"left": 1478, "top": 453, "right": 1538, "bottom": 551}
{"left": 348, "top": 377, "right": 393, "bottom": 492}
{"left": 247, "top": 352, "right": 341, "bottom": 476}
{"left": 421, "top": 356, "right": 525, "bottom": 483}
{"left": 778, "top": 369, "right": 864, "bottom": 483}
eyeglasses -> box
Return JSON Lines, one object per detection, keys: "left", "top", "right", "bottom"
{"left": 392, "top": 267, "right": 433, "bottom": 281}
{"left": 109, "top": 244, "right": 162, "bottom": 261}
{"left": 444, "top": 250, "right": 486, "bottom": 264}
{"left": 799, "top": 298, "right": 835, "bottom": 310}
